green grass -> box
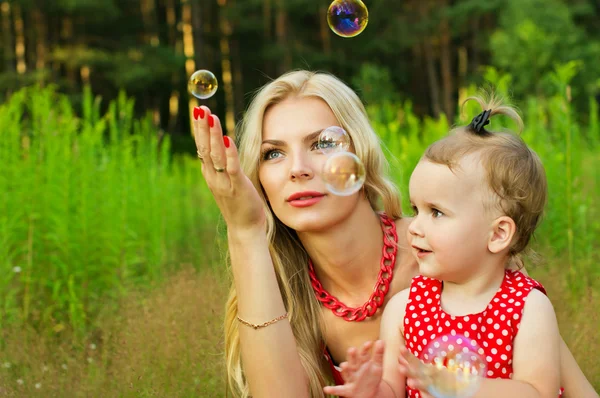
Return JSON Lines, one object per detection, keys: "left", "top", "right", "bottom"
{"left": 0, "top": 86, "right": 222, "bottom": 335}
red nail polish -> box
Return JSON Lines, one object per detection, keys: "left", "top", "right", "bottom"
{"left": 193, "top": 107, "right": 204, "bottom": 120}
{"left": 223, "top": 136, "right": 230, "bottom": 148}
{"left": 208, "top": 115, "right": 215, "bottom": 128}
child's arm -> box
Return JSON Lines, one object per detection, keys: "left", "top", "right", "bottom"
{"left": 400, "top": 289, "right": 561, "bottom": 398}
{"left": 322, "top": 289, "right": 410, "bottom": 398}
{"left": 517, "top": 267, "right": 597, "bottom": 396}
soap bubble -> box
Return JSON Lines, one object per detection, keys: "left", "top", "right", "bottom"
{"left": 327, "top": 0, "right": 369, "bottom": 38}
{"left": 188, "top": 70, "right": 218, "bottom": 99}
{"left": 318, "top": 126, "right": 351, "bottom": 154}
{"left": 322, "top": 152, "right": 365, "bottom": 196}
{"left": 421, "top": 335, "right": 487, "bottom": 398}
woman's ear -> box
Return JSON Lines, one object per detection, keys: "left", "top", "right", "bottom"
{"left": 488, "top": 216, "right": 516, "bottom": 254}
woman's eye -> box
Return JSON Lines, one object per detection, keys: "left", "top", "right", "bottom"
{"left": 314, "top": 139, "right": 336, "bottom": 151}
{"left": 262, "top": 149, "right": 281, "bottom": 160}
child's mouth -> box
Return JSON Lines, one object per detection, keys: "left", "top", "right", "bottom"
{"left": 415, "top": 248, "right": 432, "bottom": 258}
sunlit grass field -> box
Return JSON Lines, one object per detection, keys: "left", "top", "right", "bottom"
{"left": 0, "top": 77, "right": 598, "bottom": 396}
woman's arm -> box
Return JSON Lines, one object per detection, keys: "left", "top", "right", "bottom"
{"left": 192, "top": 109, "right": 310, "bottom": 397}
{"left": 229, "top": 229, "right": 309, "bottom": 398}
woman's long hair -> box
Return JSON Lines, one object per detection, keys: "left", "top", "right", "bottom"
{"left": 224, "top": 70, "right": 402, "bottom": 397}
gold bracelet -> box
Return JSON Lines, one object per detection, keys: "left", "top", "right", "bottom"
{"left": 237, "top": 312, "right": 289, "bottom": 330}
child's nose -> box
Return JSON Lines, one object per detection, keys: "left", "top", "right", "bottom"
{"left": 407, "top": 217, "right": 424, "bottom": 237}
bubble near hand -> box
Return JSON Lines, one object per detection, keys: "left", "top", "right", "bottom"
{"left": 422, "top": 335, "right": 487, "bottom": 398}
{"left": 318, "top": 126, "right": 351, "bottom": 154}
{"left": 188, "top": 70, "right": 218, "bottom": 99}
{"left": 323, "top": 152, "right": 365, "bottom": 196}
{"left": 327, "top": 0, "right": 369, "bottom": 38}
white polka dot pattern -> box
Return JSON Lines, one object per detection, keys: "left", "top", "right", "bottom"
{"left": 403, "top": 270, "right": 549, "bottom": 398}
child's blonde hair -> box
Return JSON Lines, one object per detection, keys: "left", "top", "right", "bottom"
{"left": 423, "top": 93, "right": 547, "bottom": 261}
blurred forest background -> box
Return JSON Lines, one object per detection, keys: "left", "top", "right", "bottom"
{"left": 1, "top": 0, "right": 599, "bottom": 396}
{"left": 2, "top": 0, "right": 600, "bottom": 144}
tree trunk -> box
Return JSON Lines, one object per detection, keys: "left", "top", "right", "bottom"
{"left": 62, "top": 16, "right": 76, "bottom": 85}
{"left": 319, "top": 4, "right": 331, "bottom": 56}
{"left": 13, "top": 4, "right": 26, "bottom": 74}
{"left": 166, "top": 0, "right": 180, "bottom": 133}
{"left": 468, "top": 16, "right": 480, "bottom": 76}
{"left": 418, "top": 0, "right": 441, "bottom": 118}
{"left": 182, "top": 0, "right": 196, "bottom": 130}
{"left": 439, "top": 0, "right": 454, "bottom": 122}
{"left": 1, "top": 1, "right": 14, "bottom": 73}
{"left": 218, "top": 0, "right": 236, "bottom": 136}
{"left": 274, "top": 0, "right": 291, "bottom": 76}
{"left": 263, "top": 0, "right": 273, "bottom": 77}
{"left": 33, "top": 8, "right": 47, "bottom": 71}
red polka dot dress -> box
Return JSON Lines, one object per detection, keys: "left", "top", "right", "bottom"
{"left": 403, "top": 270, "right": 563, "bottom": 397}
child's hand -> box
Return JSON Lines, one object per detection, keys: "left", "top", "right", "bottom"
{"left": 398, "top": 346, "right": 464, "bottom": 398}
{"left": 323, "top": 340, "right": 385, "bottom": 397}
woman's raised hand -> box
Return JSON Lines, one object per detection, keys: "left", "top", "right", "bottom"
{"left": 192, "top": 106, "right": 266, "bottom": 232}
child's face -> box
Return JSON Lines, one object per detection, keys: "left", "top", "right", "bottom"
{"left": 407, "top": 157, "right": 498, "bottom": 281}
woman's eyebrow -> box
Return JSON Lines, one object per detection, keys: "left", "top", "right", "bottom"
{"left": 261, "top": 129, "right": 325, "bottom": 146}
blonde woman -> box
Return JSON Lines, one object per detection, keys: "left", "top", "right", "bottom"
{"left": 192, "top": 70, "right": 597, "bottom": 398}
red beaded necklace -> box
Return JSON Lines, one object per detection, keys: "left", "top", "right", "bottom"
{"left": 307, "top": 213, "right": 398, "bottom": 322}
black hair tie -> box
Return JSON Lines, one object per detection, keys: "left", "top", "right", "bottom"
{"left": 469, "top": 109, "right": 492, "bottom": 135}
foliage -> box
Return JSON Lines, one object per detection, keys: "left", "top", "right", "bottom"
{"left": 0, "top": 85, "right": 220, "bottom": 334}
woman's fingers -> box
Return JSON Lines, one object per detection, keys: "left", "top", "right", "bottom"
{"left": 208, "top": 114, "right": 228, "bottom": 174}
{"left": 193, "top": 106, "right": 213, "bottom": 168}
{"left": 223, "top": 134, "right": 244, "bottom": 184}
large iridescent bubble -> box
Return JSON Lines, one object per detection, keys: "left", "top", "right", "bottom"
{"left": 322, "top": 152, "right": 366, "bottom": 196}
{"left": 188, "top": 70, "right": 218, "bottom": 99}
{"left": 327, "top": 0, "right": 369, "bottom": 38}
{"left": 421, "top": 335, "right": 487, "bottom": 398}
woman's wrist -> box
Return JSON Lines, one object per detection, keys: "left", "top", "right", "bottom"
{"left": 227, "top": 224, "right": 266, "bottom": 243}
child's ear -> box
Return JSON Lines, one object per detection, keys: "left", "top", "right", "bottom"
{"left": 488, "top": 216, "right": 516, "bottom": 254}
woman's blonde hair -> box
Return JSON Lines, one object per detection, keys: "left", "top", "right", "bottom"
{"left": 224, "top": 70, "right": 402, "bottom": 397}
{"left": 423, "top": 92, "right": 547, "bottom": 262}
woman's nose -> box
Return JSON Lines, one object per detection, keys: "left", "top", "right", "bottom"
{"left": 289, "top": 153, "right": 314, "bottom": 181}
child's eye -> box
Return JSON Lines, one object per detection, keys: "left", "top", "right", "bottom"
{"left": 432, "top": 209, "right": 443, "bottom": 218}
{"left": 411, "top": 205, "right": 418, "bottom": 216}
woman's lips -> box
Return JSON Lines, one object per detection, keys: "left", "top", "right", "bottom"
{"left": 288, "top": 196, "right": 325, "bottom": 207}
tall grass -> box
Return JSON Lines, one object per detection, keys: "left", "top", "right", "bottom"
{"left": 0, "top": 85, "right": 221, "bottom": 335}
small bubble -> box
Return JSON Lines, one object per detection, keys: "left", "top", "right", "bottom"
{"left": 327, "top": 0, "right": 369, "bottom": 38}
{"left": 317, "top": 126, "right": 351, "bottom": 154}
{"left": 89, "top": 343, "right": 97, "bottom": 350}
{"left": 61, "top": 364, "right": 68, "bottom": 370}
{"left": 3, "top": 362, "right": 11, "bottom": 368}
{"left": 423, "top": 334, "right": 486, "bottom": 398}
{"left": 35, "top": 382, "right": 42, "bottom": 389}
{"left": 12, "top": 266, "right": 22, "bottom": 273}
{"left": 87, "top": 357, "right": 93, "bottom": 364}
{"left": 188, "top": 70, "right": 218, "bottom": 100}
{"left": 16, "top": 379, "right": 23, "bottom": 385}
